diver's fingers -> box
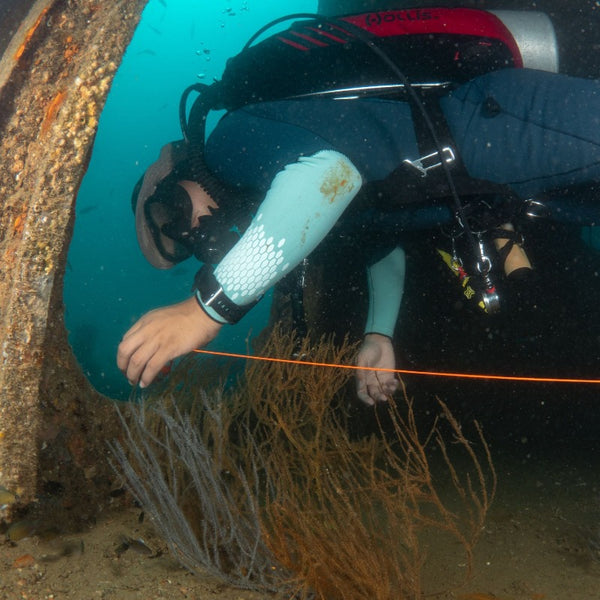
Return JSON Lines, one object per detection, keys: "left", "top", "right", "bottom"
{"left": 117, "top": 297, "right": 223, "bottom": 388}
{"left": 117, "top": 332, "right": 159, "bottom": 386}
{"left": 357, "top": 369, "right": 399, "bottom": 405}
{"left": 368, "top": 379, "right": 391, "bottom": 404}
{"left": 137, "top": 349, "right": 174, "bottom": 389}
{"left": 120, "top": 312, "right": 150, "bottom": 342}
{"left": 356, "top": 371, "right": 375, "bottom": 406}
{"left": 380, "top": 373, "right": 399, "bottom": 396}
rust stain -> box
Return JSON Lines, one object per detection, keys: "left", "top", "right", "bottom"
{"left": 63, "top": 36, "right": 80, "bottom": 63}
{"left": 457, "top": 594, "right": 500, "bottom": 600}
{"left": 40, "top": 90, "right": 67, "bottom": 137}
{"left": 3, "top": 246, "right": 16, "bottom": 269}
{"left": 320, "top": 160, "right": 356, "bottom": 203}
{"left": 14, "top": 7, "right": 49, "bottom": 61}
{"left": 13, "top": 209, "right": 28, "bottom": 236}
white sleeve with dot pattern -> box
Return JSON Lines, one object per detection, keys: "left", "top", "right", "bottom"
{"left": 202, "top": 150, "right": 362, "bottom": 322}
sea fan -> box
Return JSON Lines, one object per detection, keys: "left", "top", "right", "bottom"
{"left": 110, "top": 388, "right": 287, "bottom": 593}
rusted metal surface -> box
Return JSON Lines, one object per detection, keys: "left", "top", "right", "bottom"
{"left": 0, "top": 0, "right": 41, "bottom": 63}
{"left": 0, "top": 0, "right": 147, "bottom": 514}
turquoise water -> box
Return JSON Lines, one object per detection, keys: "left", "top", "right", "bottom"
{"left": 63, "top": 0, "right": 317, "bottom": 398}
{"left": 62, "top": 0, "right": 600, "bottom": 406}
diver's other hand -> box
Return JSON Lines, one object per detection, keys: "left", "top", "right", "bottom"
{"left": 355, "top": 333, "right": 399, "bottom": 406}
{"left": 117, "top": 297, "right": 222, "bottom": 389}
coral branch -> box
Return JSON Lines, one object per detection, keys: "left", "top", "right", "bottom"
{"left": 111, "top": 327, "right": 496, "bottom": 599}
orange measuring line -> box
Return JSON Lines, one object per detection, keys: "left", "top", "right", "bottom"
{"left": 193, "top": 349, "right": 600, "bottom": 384}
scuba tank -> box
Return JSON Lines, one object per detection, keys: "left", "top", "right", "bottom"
{"left": 201, "top": 7, "right": 558, "bottom": 115}
{"left": 180, "top": 8, "right": 559, "bottom": 319}
{"left": 490, "top": 10, "right": 558, "bottom": 74}
{"left": 186, "top": 7, "right": 559, "bottom": 154}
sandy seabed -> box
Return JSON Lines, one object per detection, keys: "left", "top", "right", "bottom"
{"left": 1, "top": 451, "right": 599, "bottom": 600}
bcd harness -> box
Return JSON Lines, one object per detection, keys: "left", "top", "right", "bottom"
{"left": 181, "top": 7, "right": 561, "bottom": 321}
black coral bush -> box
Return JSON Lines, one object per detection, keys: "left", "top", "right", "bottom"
{"left": 111, "top": 327, "right": 496, "bottom": 599}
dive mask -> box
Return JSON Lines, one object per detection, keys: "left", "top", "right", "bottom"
{"left": 133, "top": 140, "right": 246, "bottom": 268}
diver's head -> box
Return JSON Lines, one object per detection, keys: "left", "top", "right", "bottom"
{"left": 133, "top": 141, "right": 243, "bottom": 269}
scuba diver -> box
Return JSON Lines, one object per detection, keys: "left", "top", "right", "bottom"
{"left": 118, "top": 4, "right": 600, "bottom": 405}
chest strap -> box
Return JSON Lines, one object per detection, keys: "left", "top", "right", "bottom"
{"left": 364, "top": 89, "right": 516, "bottom": 210}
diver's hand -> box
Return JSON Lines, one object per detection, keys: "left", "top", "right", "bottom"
{"left": 117, "top": 297, "right": 222, "bottom": 389}
{"left": 355, "top": 333, "right": 399, "bottom": 405}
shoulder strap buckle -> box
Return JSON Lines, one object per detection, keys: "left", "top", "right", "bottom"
{"left": 403, "top": 146, "right": 455, "bottom": 178}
